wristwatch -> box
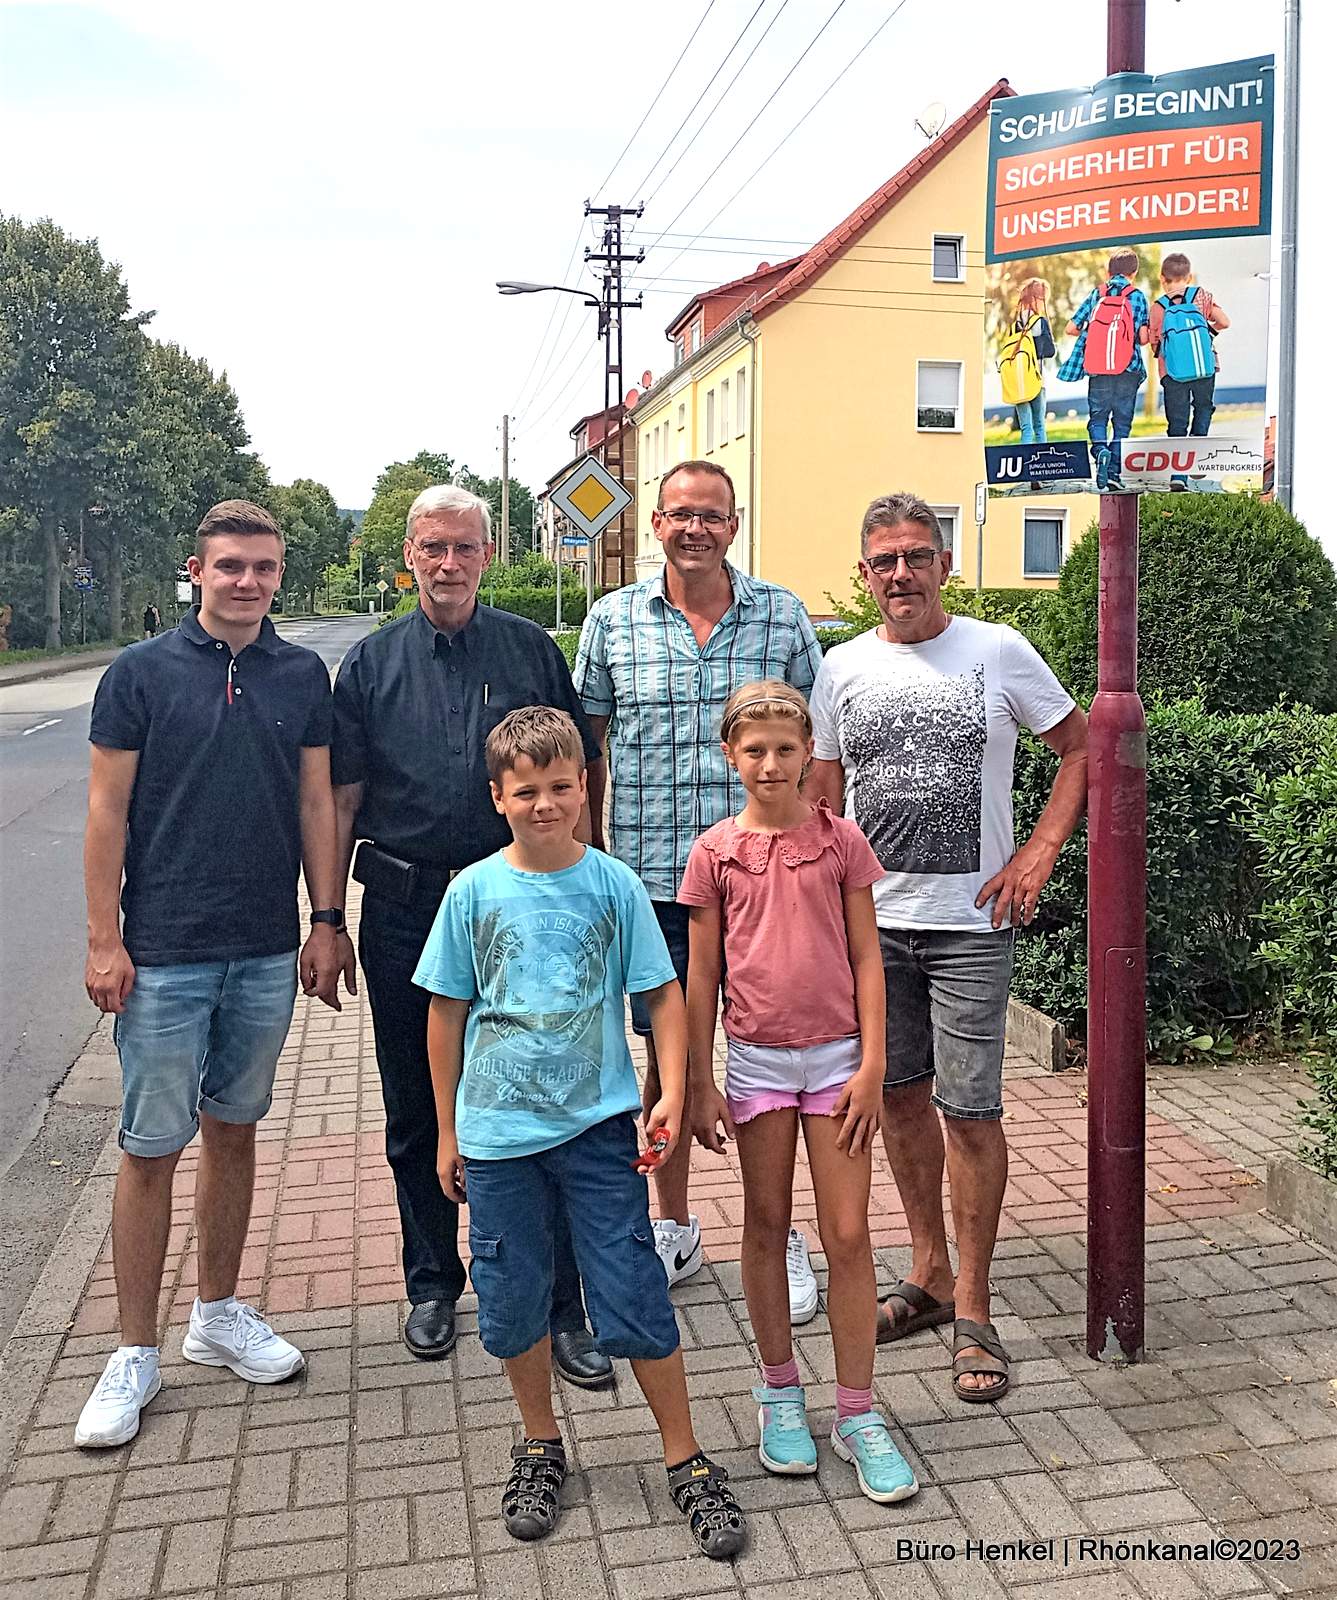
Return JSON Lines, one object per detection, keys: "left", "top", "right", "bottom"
{"left": 310, "top": 909, "right": 346, "bottom": 931}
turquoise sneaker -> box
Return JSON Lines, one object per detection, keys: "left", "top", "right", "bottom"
{"left": 752, "top": 1384, "right": 817, "bottom": 1475}
{"left": 831, "top": 1412, "right": 918, "bottom": 1503}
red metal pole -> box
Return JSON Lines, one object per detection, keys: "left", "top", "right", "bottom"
{"left": 1087, "top": 0, "right": 1147, "bottom": 1363}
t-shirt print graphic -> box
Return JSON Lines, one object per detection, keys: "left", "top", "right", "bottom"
{"left": 464, "top": 901, "right": 616, "bottom": 1116}
{"left": 841, "top": 667, "right": 987, "bottom": 875}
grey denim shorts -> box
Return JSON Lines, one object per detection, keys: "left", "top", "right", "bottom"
{"left": 880, "top": 927, "right": 1015, "bottom": 1121}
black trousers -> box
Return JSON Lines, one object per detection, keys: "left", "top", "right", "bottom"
{"left": 358, "top": 886, "right": 587, "bottom": 1329}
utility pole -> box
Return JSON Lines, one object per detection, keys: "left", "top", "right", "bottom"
{"left": 1087, "top": 0, "right": 1147, "bottom": 1365}
{"left": 1276, "top": 0, "right": 1300, "bottom": 509}
{"left": 500, "top": 413, "right": 511, "bottom": 563}
{"left": 585, "top": 202, "right": 644, "bottom": 603}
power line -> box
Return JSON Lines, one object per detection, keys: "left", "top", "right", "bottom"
{"left": 632, "top": 0, "right": 853, "bottom": 275}
{"left": 593, "top": 0, "right": 719, "bottom": 199}
{"left": 640, "top": 0, "right": 789, "bottom": 207}
{"left": 627, "top": 0, "right": 770, "bottom": 203}
{"left": 510, "top": 216, "right": 603, "bottom": 418}
{"left": 636, "top": 0, "right": 915, "bottom": 294}
{"left": 520, "top": 313, "right": 593, "bottom": 420}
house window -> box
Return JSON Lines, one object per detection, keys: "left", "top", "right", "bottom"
{"left": 706, "top": 390, "right": 716, "bottom": 452}
{"left": 736, "top": 367, "right": 747, "bottom": 435}
{"left": 674, "top": 334, "right": 685, "bottom": 365}
{"left": 691, "top": 316, "right": 703, "bottom": 352}
{"left": 719, "top": 380, "right": 730, "bottom": 444}
{"left": 930, "top": 505, "right": 961, "bottom": 576}
{"left": 677, "top": 403, "right": 686, "bottom": 430}
{"left": 916, "top": 361, "right": 962, "bottom": 431}
{"left": 932, "top": 234, "right": 965, "bottom": 282}
{"left": 1023, "top": 510, "right": 1066, "bottom": 578}
{"left": 648, "top": 425, "right": 657, "bottom": 480}
{"left": 662, "top": 421, "right": 670, "bottom": 467}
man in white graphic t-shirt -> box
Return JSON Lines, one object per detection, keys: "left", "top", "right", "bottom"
{"left": 808, "top": 493, "right": 1087, "bottom": 1402}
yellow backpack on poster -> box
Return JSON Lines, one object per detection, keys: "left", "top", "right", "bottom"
{"left": 999, "top": 315, "right": 1042, "bottom": 406}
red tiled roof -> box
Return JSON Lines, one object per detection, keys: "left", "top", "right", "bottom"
{"left": 749, "top": 78, "right": 1014, "bottom": 321}
{"left": 665, "top": 254, "right": 804, "bottom": 338}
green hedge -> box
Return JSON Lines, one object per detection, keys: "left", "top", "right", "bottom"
{"left": 382, "top": 585, "right": 595, "bottom": 630}
{"left": 1010, "top": 701, "right": 1337, "bottom": 1056}
{"left": 1044, "top": 494, "right": 1337, "bottom": 713}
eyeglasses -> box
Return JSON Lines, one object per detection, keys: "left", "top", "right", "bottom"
{"left": 864, "top": 547, "right": 939, "bottom": 576}
{"left": 413, "top": 539, "right": 485, "bottom": 563}
{"left": 659, "top": 509, "right": 731, "bottom": 529}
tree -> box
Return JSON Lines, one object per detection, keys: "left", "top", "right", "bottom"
{"left": 0, "top": 217, "right": 150, "bottom": 646}
{"left": 271, "top": 479, "right": 346, "bottom": 612}
{"left": 360, "top": 450, "right": 458, "bottom": 577}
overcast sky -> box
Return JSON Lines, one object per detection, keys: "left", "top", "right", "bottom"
{"left": 0, "top": 0, "right": 1323, "bottom": 536}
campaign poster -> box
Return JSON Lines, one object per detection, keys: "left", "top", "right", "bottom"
{"left": 983, "top": 57, "right": 1273, "bottom": 497}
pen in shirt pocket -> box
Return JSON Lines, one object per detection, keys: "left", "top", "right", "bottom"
{"left": 483, "top": 683, "right": 489, "bottom": 706}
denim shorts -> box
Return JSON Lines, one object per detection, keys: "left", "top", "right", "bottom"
{"left": 725, "top": 1036, "right": 861, "bottom": 1124}
{"left": 114, "top": 952, "right": 298, "bottom": 1156}
{"left": 463, "top": 1113, "right": 681, "bottom": 1362}
{"left": 629, "top": 901, "right": 690, "bottom": 1037}
{"left": 881, "top": 928, "right": 1014, "bottom": 1121}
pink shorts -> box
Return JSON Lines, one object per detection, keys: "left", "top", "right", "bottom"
{"left": 724, "top": 1036, "right": 863, "bottom": 1124}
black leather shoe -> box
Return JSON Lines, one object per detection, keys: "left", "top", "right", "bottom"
{"left": 551, "top": 1328, "right": 613, "bottom": 1388}
{"left": 404, "top": 1299, "right": 457, "bottom": 1360}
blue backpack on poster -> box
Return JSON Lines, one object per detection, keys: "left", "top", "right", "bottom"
{"left": 1156, "top": 286, "right": 1213, "bottom": 382}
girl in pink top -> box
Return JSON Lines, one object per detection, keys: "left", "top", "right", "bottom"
{"left": 680, "top": 681, "right": 917, "bottom": 1505}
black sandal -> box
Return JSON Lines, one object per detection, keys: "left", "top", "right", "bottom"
{"left": 502, "top": 1440, "right": 567, "bottom": 1541}
{"left": 951, "top": 1319, "right": 1011, "bottom": 1403}
{"left": 667, "top": 1453, "right": 747, "bottom": 1560}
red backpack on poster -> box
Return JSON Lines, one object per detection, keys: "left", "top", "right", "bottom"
{"left": 1083, "top": 282, "right": 1137, "bottom": 376}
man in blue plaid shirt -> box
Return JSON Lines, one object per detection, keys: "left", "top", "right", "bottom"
{"left": 1059, "top": 247, "right": 1150, "bottom": 491}
{"left": 574, "top": 460, "right": 822, "bottom": 1307}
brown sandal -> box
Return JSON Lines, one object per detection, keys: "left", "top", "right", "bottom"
{"left": 875, "top": 1280, "right": 955, "bottom": 1345}
{"left": 951, "top": 1319, "right": 1010, "bottom": 1402}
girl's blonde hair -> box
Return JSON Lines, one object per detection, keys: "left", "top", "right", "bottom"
{"left": 719, "top": 680, "right": 813, "bottom": 743}
{"left": 1016, "top": 277, "right": 1048, "bottom": 317}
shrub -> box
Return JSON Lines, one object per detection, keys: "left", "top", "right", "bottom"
{"left": 1044, "top": 494, "right": 1337, "bottom": 713}
{"left": 1298, "top": 1052, "right": 1337, "bottom": 1182}
{"left": 381, "top": 583, "right": 595, "bottom": 630}
{"left": 1010, "top": 701, "right": 1337, "bottom": 1056}
{"left": 1251, "top": 726, "right": 1337, "bottom": 1039}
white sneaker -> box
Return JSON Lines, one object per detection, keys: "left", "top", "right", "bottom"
{"left": 786, "top": 1229, "right": 819, "bottom": 1325}
{"left": 74, "top": 1348, "right": 161, "bottom": 1448}
{"left": 653, "top": 1215, "right": 703, "bottom": 1286}
{"left": 181, "top": 1299, "right": 304, "bottom": 1382}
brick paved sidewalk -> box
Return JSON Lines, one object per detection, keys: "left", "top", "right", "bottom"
{"left": 3, "top": 890, "right": 1336, "bottom": 1600}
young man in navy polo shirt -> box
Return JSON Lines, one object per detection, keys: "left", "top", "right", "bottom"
{"left": 76, "top": 500, "right": 354, "bottom": 1448}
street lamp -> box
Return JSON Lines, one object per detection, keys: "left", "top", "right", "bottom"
{"left": 498, "top": 280, "right": 606, "bottom": 603}
{"left": 496, "top": 281, "right": 601, "bottom": 307}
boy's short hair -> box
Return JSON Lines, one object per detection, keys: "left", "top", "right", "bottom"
{"left": 195, "top": 500, "right": 284, "bottom": 559}
{"left": 720, "top": 679, "right": 813, "bottom": 743}
{"left": 1107, "top": 247, "right": 1139, "bottom": 278}
{"left": 1161, "top": 252, "right": 1192, "bottom": 281}
{"left": 657, "top": 459, "right": 736, "bottom": 513}
{"left": 486, "top": 705, "right": 585, "bottom": 783}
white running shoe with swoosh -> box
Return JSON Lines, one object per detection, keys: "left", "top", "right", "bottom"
{"left": 653, "top": 1215, "right": 703, "bottom": 1286}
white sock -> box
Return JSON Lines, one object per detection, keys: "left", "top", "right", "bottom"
{"left": 197, "top": 1295, "right": 235, "bottom": 1321}
{"left": 116, "top": 1344, "right": 158, "bottom": 1359}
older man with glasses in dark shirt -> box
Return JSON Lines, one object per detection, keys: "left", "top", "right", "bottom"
{"left": 331, "top": 485, "right": 611, "bottom": 1383}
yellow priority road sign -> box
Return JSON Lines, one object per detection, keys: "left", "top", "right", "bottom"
{"left": 551, "top": 455, "right": 632, "bottom": 540}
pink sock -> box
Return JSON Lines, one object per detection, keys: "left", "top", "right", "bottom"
{"left": 836, "top": 1383, "right": 873, "bottom": 1421}
{"left": 761, "top": 1358, "right": 800, "bottom": 1390}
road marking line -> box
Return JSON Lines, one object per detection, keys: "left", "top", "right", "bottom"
{"left": 21, "top": 718, "right": 62, "bottom": 736}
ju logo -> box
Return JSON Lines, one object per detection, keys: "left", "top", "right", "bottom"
{"left": 985, "top": 442, "right": 1090, "bottom": 486}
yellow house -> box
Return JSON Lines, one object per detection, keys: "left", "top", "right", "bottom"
{"left": 631, "top": 79, "right": 1089, "bottom": 616}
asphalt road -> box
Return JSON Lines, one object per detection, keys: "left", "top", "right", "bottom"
{"left": 0, "top": 613, "right": 375, "bottom": 1344}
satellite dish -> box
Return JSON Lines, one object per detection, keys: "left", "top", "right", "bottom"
{"left": 914, "top": 101, "right": 947, "bottom": 141}
{"left": 641, "top": 369, "right": 653, "bottom": 387}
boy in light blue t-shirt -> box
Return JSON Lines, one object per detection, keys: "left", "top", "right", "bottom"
{"left": 413, "top": 706, "right": 747, "bottom": 1561}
